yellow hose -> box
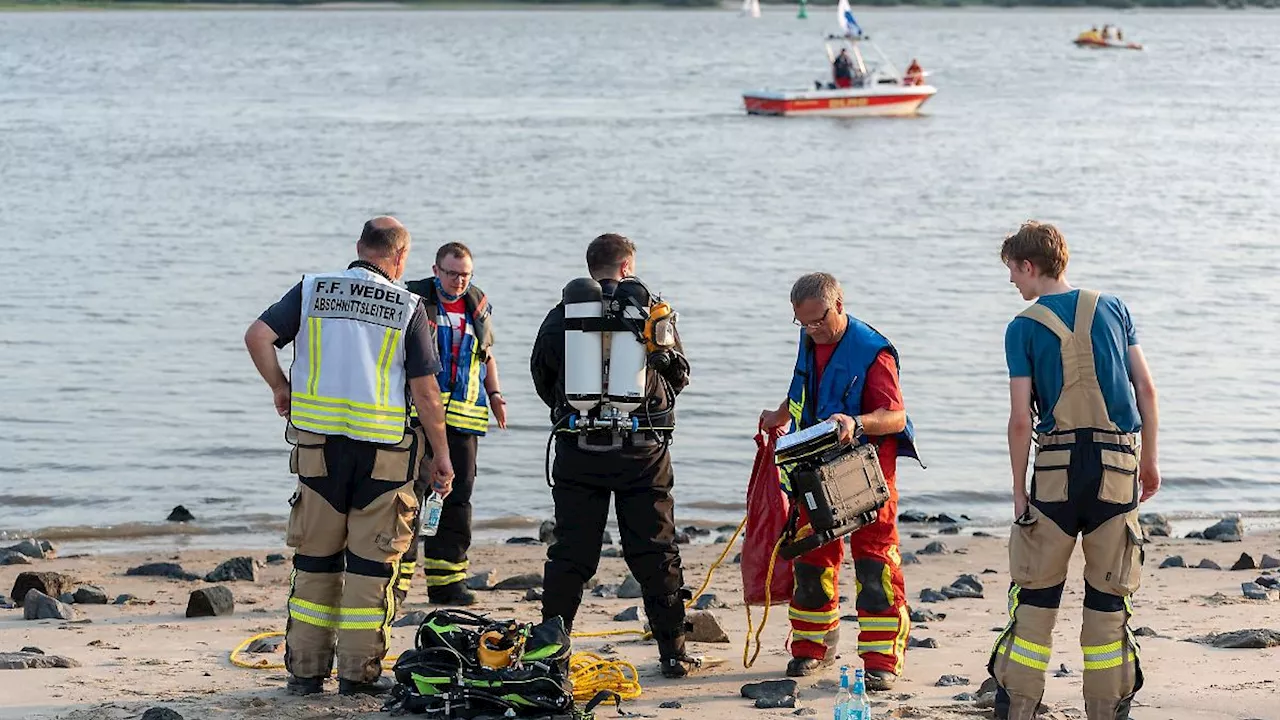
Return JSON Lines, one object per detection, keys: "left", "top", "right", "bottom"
{"left": 569, "top": 514, "right": 748, "bottom": 641}
{"left": 688, "top": 515, "right": 746, "bottom": 603}
{"left": 229, "top": 631, "right": 298, "bottom": 671}
{"left": 742, "top": 535, "right": 784, "bottom": 669}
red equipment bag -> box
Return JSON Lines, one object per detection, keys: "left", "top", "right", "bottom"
{"left": 741, "top": 429, "right": 794, "bottom": 605}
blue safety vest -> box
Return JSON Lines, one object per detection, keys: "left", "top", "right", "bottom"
{"left": 406, "top": 281, "right": 494, "bottom": 436}
{"left": 785, "top": 315, "right": 921, "bottom": 464}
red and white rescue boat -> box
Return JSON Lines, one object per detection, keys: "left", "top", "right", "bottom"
{"left": 743, "top": 84, "right": 936, "bottom": 118}
{"left": 743, "top": 1, "right": 936, "bottom": 118}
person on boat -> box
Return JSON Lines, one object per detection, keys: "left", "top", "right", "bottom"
{"left": 904, "top": 59, "right": 924, "bottom": 86}
{"left": 833, "top": 49, "right": 855, "bottom": 89}
{"left": 1116, "top": 28, "right": 1125, "bottom": 41}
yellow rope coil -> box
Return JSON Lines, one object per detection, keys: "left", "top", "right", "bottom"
{"left": 569, "top": 652, "right": 641, "bottom": 703}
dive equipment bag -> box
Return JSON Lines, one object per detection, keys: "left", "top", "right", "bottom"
{"left": 775, "top": 420, "right": 890, "bottom": 560}
{"left": 384, "top": 609, "right": 574, "bottom": 718}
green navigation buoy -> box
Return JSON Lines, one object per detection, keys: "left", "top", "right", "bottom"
{"left": 798, "top": 0, "right": 808, "bottom": 18}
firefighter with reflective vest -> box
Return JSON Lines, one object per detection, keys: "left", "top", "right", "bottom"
{"left": 760, "top": 272, "right": 921, "bottom": 688}
{"left": 530, "top": 233, "right": 701, "bottom": 679}
{"left": 245, "top": 217, "right": 454, "bottom": 697}
{"left": 993, "top": 221, "right": 1161, "bottom": 720}
{"left": 396, "top": 242, "right": 507, "bottom": 607}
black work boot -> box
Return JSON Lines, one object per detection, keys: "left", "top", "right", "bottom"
{"left": 864, "top": 669, "right": 898, "bottom": 691}
{"left": 338, "top": 676, "right": 395, "bottom": 696}
{"left": 995, "top": 687, "right": 1043, "bottom": 720}
{"left": 428, "top": 581, "right": 477, "bottom": 607}
{"left": 786, "top": 656, "right": 834, "bottom": 677}
{"left": 655, "top": 633, "right": 703, "bottom": 679}
{"left": 286, "top": 675, "right": 325, "bottom": 695}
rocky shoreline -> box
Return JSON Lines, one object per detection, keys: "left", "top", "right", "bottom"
{"left": 1, "top": 513, "right": 1278, "bottom": 720}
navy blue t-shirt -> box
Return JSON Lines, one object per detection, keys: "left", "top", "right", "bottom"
{"left": 1004, "top": 290, "right": 1141, "bottom": 434}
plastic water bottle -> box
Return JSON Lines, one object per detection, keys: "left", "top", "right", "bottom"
{"left": 849, "top": 668, "right": 872, "bottom": 720}
{"left": 833, "top": 665, "right": 852, "bottom": 720}
{"left": 422, "top": 491, "right": 445, "bottom": 537}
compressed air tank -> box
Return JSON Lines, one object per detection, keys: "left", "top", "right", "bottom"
{"left": 606, "top": 278, "right": 651, "bottom": 415}
{"left": 562, "top": 278, "right": 604, "bottom": 415}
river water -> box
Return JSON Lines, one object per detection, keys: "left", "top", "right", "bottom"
{"left": 1, "top": 6, "right": 1277, "bottom": 551}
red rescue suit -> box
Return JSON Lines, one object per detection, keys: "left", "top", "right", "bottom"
{"left": 783, "top": 319, "right": 919, "bottom": 675}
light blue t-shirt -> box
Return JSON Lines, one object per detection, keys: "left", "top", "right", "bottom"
{"left": 1004, "top": 290, "right": 1141, "bottom": 434}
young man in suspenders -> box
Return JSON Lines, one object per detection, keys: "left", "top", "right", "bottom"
{"left": 990, "top": 221, "right": 1162, "bottom": 720}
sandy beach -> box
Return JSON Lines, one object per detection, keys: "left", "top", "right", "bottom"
{"left": 2, "top": 524, "right": 1278, "bottom": 720}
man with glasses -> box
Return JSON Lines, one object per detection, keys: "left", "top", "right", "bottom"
{"left": 759, "top": 273, "right": 921, "bottom": 687}
{"left": 397, "top": 242, "right": 507, "bottom": 607}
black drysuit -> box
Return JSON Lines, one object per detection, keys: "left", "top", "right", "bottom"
{"left": 529, "top": 292, "right": 691, "bottom": 653}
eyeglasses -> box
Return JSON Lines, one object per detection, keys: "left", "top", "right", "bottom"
{"left": 438, "top": 268, "right": 472, "bottom": 282}
{"left": 792, "top": 308, "right": 830, "bottom": 330}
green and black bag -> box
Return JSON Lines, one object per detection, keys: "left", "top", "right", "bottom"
{"left": 384, "top": 609, "right": 575, "bottom": 718}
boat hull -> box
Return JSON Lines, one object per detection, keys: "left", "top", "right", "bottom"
{"left": 1074, "top": 38, "right": 1143, "bottom": 50}
{"left": 742, "top": 86, "right": 937, "bottom": 117}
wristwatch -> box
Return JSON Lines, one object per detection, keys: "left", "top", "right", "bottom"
{"left": 852, "top": 415, "right": 865, "bottom": 439}
{"left": 488, "top": 390, "right": 504, "bottom": 401}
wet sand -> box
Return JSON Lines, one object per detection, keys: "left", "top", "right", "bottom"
{"left": 2, "top": 528, "right": 1278, "bottom": 720}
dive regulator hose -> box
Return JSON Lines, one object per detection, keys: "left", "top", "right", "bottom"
{"left": 545, "top": 414, "right": 575, "bottom": 487}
